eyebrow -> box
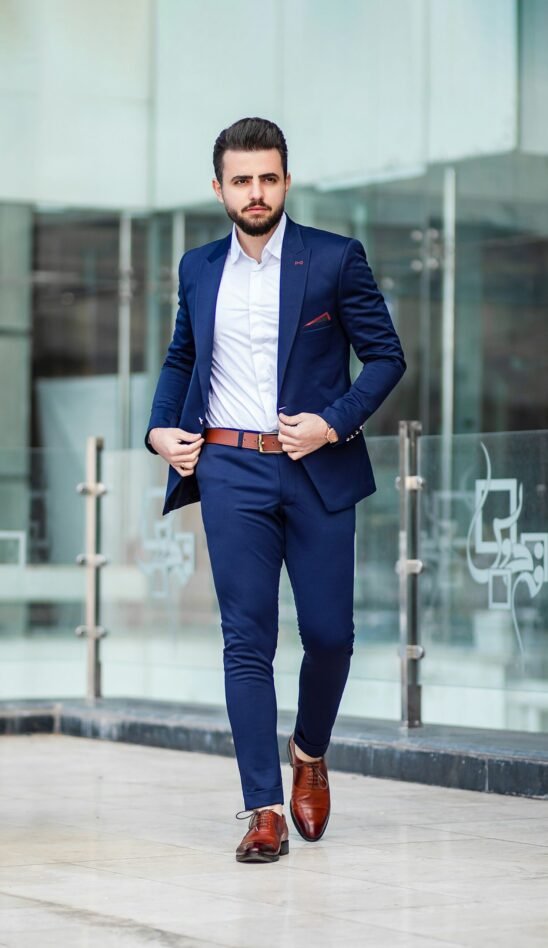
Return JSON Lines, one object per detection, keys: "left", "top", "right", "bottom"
{"left": 229, "top": 172, "right": 280, "bottom": 182}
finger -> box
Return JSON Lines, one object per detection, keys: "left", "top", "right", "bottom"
{"left": 278, "top": 412, "right": 303, "bottom": 425}
{"left": 172, "top": 445, "right": 202, "bottom": 462}
{"left": 278, "top": 430, "right": 300, "bottom": 444}
{"left": 175, "top": 439, "right": 204, "bottom": 451}
{"left": 175, "top": 463, "right": 195, "bottom": 477}
{"left": 172, "top": 456, "right": 199, "bottom": 468}
{"left": 184, "top": 453, "right": 201, "bottom": 467}
{"left": 174, "top": 429, "right": 203, "bottom": 442}
{"left": 172, "top": 440, "right": 203, "bottom": 457}
{"left": 278, "top": 421, "right": 301, "bottom": 437}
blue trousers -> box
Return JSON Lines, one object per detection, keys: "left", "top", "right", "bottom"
{"left": 195, "top": 440, "right": 356, "bottom": 810}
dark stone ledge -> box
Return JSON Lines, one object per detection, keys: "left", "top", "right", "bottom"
{"left": 1, "top": 698, "right": 546, "bottom": 799}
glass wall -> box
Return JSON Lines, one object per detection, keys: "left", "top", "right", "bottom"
{"left": 20, "top": 150, "right": 548, "bottom": 469}
{"left": 2, "top": 151, "right": 548, "bottom": 726}
{"left": 420, "top": 430, "right": 548, "bottom": 730}
{"left": 1, "top": 0, "right": 547, "bottom": 738}
{"left": 3, "top": 430, "right": 546, "bottom": 736}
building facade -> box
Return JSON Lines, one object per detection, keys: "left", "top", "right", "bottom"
{"left": 1, "top": 0, "right": 547, "bottom": 732}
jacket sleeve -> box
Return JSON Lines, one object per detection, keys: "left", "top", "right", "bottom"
{"left": 317, "top": 238, "right": 406, "bottom": 445}
{"left": 144, "top": 254, "right": 196, "bottom": 454}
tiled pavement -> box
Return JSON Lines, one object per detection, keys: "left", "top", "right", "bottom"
{"left": 0, "top": 734, "right": 547, "bottom": 947}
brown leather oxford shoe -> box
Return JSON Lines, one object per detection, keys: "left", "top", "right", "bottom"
{"left": 287, "top": 734, "right": 330, "bottom": 841}
{"left": 235, "top": 808, "right": 289, "bottom": 863}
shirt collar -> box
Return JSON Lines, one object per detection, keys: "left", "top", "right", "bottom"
{"left": 230, "top": 211, "right": 287, "bottom": 265}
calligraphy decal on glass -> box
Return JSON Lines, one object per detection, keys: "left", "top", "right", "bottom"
{"left": 138, "top": 487, "right": 195, "bottom": 598}
{"left": 466, "top": 443, "right": 547, "bottom": 657}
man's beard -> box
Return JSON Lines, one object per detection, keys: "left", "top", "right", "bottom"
{"left": 224, "top": 200, "right": 285, "bottom": 237}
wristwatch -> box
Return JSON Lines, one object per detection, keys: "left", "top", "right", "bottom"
{"left": 325, "top": 423, "right": 339, "bottom": 445}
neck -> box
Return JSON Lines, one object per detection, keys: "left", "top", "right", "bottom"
{"left": 235, "top": 221, "right": 279, "bottom": 263}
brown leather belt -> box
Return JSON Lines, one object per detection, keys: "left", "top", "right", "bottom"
{"left": 204, "top": 427, "right": 284, "bottom": 453}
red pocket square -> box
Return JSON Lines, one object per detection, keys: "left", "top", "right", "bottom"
{"left": 304, "top": 312, "right": 331, "bottom": 328}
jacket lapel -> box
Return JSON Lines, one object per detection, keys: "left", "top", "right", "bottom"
{"left": 194, "top": 234, "right": 230, "bottom": 409}
{"left": 278, "top": 216, "right": 310, "bottom": 399}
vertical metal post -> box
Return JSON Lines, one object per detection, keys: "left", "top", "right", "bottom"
{"left": 440, "top": 167, "right": 457, "bottom": 639}
{"left": 145, "top": 215, "right": 161, "bottom": 408}
{"left": 441, "top": 166, "right": 456, "bottom": 493}
{"left": 118, "top": 213, "right": 132, "bottom": 450}
{"left": 397, "top": 420, "right": 425, "bottom": 728}
{"left": 171, "top": 210, "right": 185, "bottom": 324}
{"left": 418, "top": 226, "right": 434, "bottom": 435}
{"left": 75, "top": 436, "right": 108, "bottom": 701}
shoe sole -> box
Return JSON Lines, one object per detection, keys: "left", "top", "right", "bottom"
{"left": 287, "top": 737, "right": 330, "bottom": 843}
{"left": 236, "top": 840, "right": 289, "bottom": 863}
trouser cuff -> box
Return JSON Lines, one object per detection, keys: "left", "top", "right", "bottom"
{"left": 293, "top": 729, "right": 330, "bottom": 758}
{"left": 243, "top": 785, "right": 284, "bottom": 810}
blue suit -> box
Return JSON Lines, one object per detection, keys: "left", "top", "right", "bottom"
{"left": 146, "top": 215, "right": 405, "bottom": 514}
{"left": 146, "top": 215, "right": 405, "bottom": 809}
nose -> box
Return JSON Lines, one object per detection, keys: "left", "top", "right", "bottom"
{"left": 248, "top": 177, "right": 264, "bottom": 203}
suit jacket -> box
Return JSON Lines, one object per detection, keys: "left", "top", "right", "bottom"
{"left": 145, "top": 214, "right": 406, "bottom": 515}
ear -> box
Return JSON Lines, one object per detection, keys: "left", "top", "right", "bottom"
{"left": 285, "top": 171, "right": 292, "bottom": 195}
{"left": 211, "top": 178, "right": 224, "bottom": 204}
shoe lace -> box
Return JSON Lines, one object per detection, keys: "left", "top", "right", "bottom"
{"left": 305, "top": 761, "right": 328, "bottom": 790}
{"left": 235, "top": 808, "right": 278, "bottom": 828}
{"left": 255, "top": 810, "right": 276, "bottom": 831}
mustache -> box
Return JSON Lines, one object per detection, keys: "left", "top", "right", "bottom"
{"left": 244, "top": 202, "right": 271, "bottom": 211}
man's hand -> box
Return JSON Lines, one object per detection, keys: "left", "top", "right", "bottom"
{"left": 148, "top": 427, "right": 204, "bottom": 477}
{"left": 277, "top": 412, "right": 338, "bottom": 460}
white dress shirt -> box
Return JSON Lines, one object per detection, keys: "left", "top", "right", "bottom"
{"left": 204, "top": 212, "right": 287, "bottom": 433}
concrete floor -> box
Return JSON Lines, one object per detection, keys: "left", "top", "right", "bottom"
{"left": 0, "top": 736, "right": 547, "bottom": 948}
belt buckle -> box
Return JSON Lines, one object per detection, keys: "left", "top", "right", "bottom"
{"left": 258, "top": 432, "right": 264, "bottom": 453}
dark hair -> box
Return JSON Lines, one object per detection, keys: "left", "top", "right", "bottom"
{"left": 213, "top": 117, "right": 288, "bottom": 183}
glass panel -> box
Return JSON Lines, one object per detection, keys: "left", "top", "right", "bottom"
{"left": 129, "top": 213, "right": 175, "bottom": 377}
{"left": 99, "top": 438, "right": 403, "bottom": 720}
{"left": 32, "top": 211, "right": 119, "bottom": 380}
{"left": 31, "top": 211, "right": 122, "bottom": 456}
{"left": 453, "top": 153, "right": 548, "bottom": 434}
{"left": 285, "top": 170, "right": 445, "bottom": 438}
{"left": 9, "top": 431, "right": 543, "bottom": 734}
{"left": 99, "top": 449, "right": 224, "bottom": 703}
{"left": 420, "top": 430, "right": 548, "bottom": 730}
{"left": 0, "top": 448, "right": 86, "bottom": 699}
{"left": 278, "top": 436, "right": 401, "bottom": 721}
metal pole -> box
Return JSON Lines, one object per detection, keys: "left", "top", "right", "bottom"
{"left": 145, "top": 215, "right": 161, "bottom": 406}
{"left": 171, "top": 210, "right": 185, "bottom": 325}
{"left": 397, "top": 420, "right": 425, "bottom": 728}
{"left": 75, "top": 436, "right": 108, "bottom": 701}
{"left": 440, "top": 166, "right": 457, "bottom": 639}
{"left": 118, "top": 213, "right": 132, "bottom": 450}
{"left": 441, "top": 166, "right": 456, "bottom": 493}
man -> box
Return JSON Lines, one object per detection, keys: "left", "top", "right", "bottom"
{"left": 146, "top": 117, "right": 405, "bottom": 864}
